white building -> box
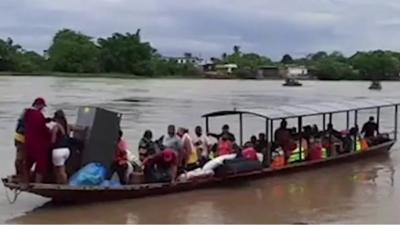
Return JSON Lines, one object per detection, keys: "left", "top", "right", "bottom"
{"left": 215, "top": 64, "right": 238, "bottom": 74}
{"left": 285, "top": 66, "right": 309, "bottom": 79}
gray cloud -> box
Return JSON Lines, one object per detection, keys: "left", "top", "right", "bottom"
{"left": 1, "top": 0, "right": 400, "bottom": 59}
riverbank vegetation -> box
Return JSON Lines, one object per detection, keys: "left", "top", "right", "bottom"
{"left": 0, "top": 28, "right": 399, "bottom": 80}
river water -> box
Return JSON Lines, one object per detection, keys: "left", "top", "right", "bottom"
{"left": 1, "top": 76, "right": 400, "bottom": 223}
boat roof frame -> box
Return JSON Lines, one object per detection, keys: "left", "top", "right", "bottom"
{"left": 202, "top": 98, "right": 400, "bottom": 120}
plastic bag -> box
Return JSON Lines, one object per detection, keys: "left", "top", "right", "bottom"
{"left": 69, "top": 163, "right": 107, "bottom": 186}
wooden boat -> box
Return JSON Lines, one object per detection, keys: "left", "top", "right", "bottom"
{"left": 369, "top": 81, "right": 382, "bottom": 90}
{"left": 3, "top": 98, "right": 400, "bottom": 203}
{"left": 283, "top": 78, "right": 302, "bottom": 87}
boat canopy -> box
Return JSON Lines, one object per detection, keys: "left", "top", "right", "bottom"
{"left": 202, "top": 98, "right": 400, "bottom": 120}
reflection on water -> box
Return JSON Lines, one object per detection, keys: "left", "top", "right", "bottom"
{"left": 1, "top": 77, "right": 400, "bottom": 223}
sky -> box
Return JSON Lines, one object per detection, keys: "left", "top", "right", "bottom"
{"left": 2, "top": 0, "right": 400, "bottom": 60}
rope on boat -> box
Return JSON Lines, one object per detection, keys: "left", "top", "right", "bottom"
{"left": 4, "top": 187, "right": 21, "bottom": 204}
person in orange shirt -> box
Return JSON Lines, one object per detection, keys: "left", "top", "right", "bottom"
{"left": 109, "top": 130, "right": 129, "bottom": 184}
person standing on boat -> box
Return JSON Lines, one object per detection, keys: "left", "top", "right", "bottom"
{"left": 161, "top": 125, "right": 183, "bottom": 168}
{"left": 274, "top": 119, "right": 291, "bottom": 156}
{"left": 109, "top": 130, "right": 130, "bottom": 184}
{"left": 23, "top": 97, "right": 51, "bottom": 183}
{"left": 361, "top": 116, "right": 379, "bottom": 138}
{"left": 50, "top": 110, "right": 72, "bottom": 184}
{"left": 138, "top": 130, "right": 157, "bottom": 162}
{"left": 177, "top": 128, "right": 198, "bottom": 171}
{"left": 192, "top": 126, "right": 209, "bottom": 166}
{"left": 208, "top": 124, "right": 236, "bottom": 142}
{"left": 13, "top": 107, "right": 29, "bottom": 180}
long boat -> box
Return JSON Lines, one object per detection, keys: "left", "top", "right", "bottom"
{"left": 2, "top": 98, "right": 399, "bottom": 203}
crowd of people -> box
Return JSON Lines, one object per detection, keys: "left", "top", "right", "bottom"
{"left": 12, "top": 97, "right": 386, "bottom": 186}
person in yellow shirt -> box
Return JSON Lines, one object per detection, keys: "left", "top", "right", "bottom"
{"left": 14, "top": 108, "right": 28, "bottom": 180}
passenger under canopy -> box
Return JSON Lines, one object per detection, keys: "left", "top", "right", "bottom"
{"left": 202, "top": 98, "right": 400, "bottom": 159}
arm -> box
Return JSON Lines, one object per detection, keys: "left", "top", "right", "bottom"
{"left": 208, "top": 133, "right": 219, "bottom": 139}
{"left": 51, "top": 125, "right": 59, "bottom": 145}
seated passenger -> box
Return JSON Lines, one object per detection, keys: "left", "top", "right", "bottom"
{"left": 242, "top": 147, "right": 258, "bottom": 161}
{"left": 244, "top": 135, "right": 257, "bottom": 148}
{"left": 309, "top": 137, "right": 327, "bottom": 160}
{"left": 326, "top": 123, "right": 342, "bottom": 140}
{"left": 217, "top": 134, "right": 234, "bottom": 156}
{"left": 361, "top": 116, "right": 379, "bottom": 139}
{"left": 109, "top": 130, "right": 130, "bottom": 185}
{"left": 256, "top": 133, "right": 267, "bottom": 153}
{"left": 138, "top": 130, "right": 157, "bottom": 162}
{"left": 208, "top": 124, "right": 236, "bottom": 142}
{"left": 143, "top": 149, "right": 178, "bottom": 184}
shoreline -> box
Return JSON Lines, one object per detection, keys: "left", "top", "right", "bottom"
{"left": 0, "top": 72, "right": 398, "bottom": 81}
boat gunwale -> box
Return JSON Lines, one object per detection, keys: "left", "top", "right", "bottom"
{"left": 2, "top": 140, "right": 395, "bottom": 192}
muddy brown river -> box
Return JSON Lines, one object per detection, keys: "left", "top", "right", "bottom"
{"left": 0, "top": 76, "right": 400, "bottom": 223}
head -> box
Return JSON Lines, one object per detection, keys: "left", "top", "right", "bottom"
{"left": 251, "top": 135, "right": 257, "bottom": 143}
{"left": 177, "top": 127, "right": 187, "bottom": 137}
{"left": 195, "top": 126, "right": 202, "bottom": 136}
{"left": 280, "top": 119, "right": 287, "bottom": 128}
{"left": 222, "top": 124, "right": 230, "bottom": 133}
{"left": 32, "top": 97, "right": 47, "bottom": 111}
{"left": 53, "top": 110, "right": 67, "bottom": 131}
{"left": 259, "top": 133, "right": 266, "bottom": 141}
{"left": 167, "top": 125, "right": 175, "bottom": 137}
{"left": 327, "top": 123, "right": 333, "bottom": 130}
{"left": 143, "top": 130, "right": 152, "bottom": 140}
{"left": 369, "top": 116, "right": 375, "bottom": 122}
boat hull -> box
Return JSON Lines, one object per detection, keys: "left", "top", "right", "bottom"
{"left": 2, "top": 141, "right": 395, "bottom": 203}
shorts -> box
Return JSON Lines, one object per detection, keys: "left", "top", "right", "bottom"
{"left": 52, "top": 148, "right": 70, "bottom": 167}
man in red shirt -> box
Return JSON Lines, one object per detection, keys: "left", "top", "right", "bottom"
{"left": 23, "top": 97, "right": 51, "bottom": 183}
{"left": 143, "top": 149, "right": 178, "bottom": 184}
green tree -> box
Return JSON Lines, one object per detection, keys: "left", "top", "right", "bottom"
{"left": 281, "top": 54, "right": 294, "bottom": 64}
{"left": 48, "top": 29, "right": 100, "bottom": 73}
{"left": 350, "top": 51, "right": 400, "bottom": 80}
{"left": 98, "top": 30, "right": 155, "bottom": 75}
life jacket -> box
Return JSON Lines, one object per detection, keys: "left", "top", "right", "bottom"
{"left": 360, "top": 138, "right": 369, "bottom": 151}
{"left": 288, "top": 147, "right": 306, "bottom": 163}
{"left": 272, "top": 148, "right": 285, "bottom": 169}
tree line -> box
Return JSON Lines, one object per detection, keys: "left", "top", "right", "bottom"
{"left": 0, "top": 28, "right": 399, "bottom": 80}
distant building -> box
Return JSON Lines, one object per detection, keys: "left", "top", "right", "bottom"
{"left": 257, "top": 65, "right": 283, "bottom": 79}
{"left": 169, "top": 55, "right": 204, "bottom": 66}
{"left": 215, "top": 64, "right": 238, "bottom": 74}
{"left": 285, "top": 65, "right": 309, "bottom": 79}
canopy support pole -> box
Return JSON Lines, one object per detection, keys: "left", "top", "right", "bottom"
{"left": 239, "top": 113, "right": 243, "bottom": 146}
{"left": 265, "top": 119, "right": 270, "bottom": 167}
{"left": 298, "top": 117, "right": 303, "bottom": 160}
{"left": 395, "top": 105, "right": 398, "bottom": 140}
{"left": 323, "top": 114, "right": 326, "bottom": 131}
{"left": 354, "top": 110, "right": 358, "bottom": 152}
{"left": 205, "top": 117, "right": 209, "bottom": 134}
{"left": 377, "top": 107, "right": 381, "bottom": 132}
{"left": 270, "top": 120, "right": 274, "bottom": 144}
{"left": 346, "top": 111, "right": 350, "bottom": 130}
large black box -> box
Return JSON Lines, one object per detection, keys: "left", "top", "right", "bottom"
{"left": 67, "top": 107, "right": 122, "bottom": 175}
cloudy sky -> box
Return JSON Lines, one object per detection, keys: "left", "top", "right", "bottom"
{"left": 1, "top": 0, "right": 400, "bottom": 59}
